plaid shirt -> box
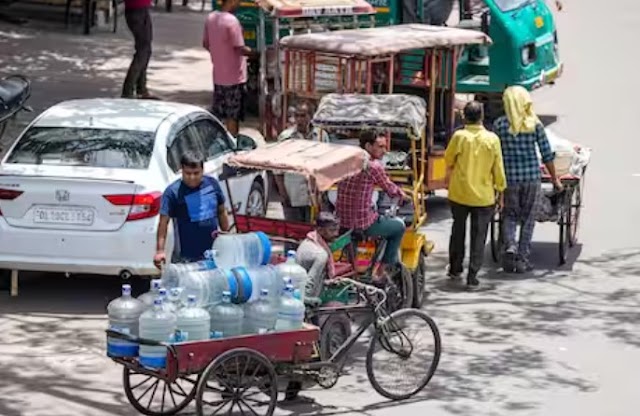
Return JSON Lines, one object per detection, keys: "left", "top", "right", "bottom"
{"left": 493, "top": 116, "right": 555, "bottom": 185}
{"left": 336, "top": 158, "right": 403, "bottom": 230}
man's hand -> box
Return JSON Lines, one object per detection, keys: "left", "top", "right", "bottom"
{"left": 153, "top": 252, "right": 166, "bottom": 270}
{"left": 553, "top": 177, "right": 564, "bottom": 192}
{"left": 497, "top": 192, "right": 505, "bottom": 212}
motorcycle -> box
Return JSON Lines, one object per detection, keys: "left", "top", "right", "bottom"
{"left": 0, "top": 75, "right": 32, "bottom": 148}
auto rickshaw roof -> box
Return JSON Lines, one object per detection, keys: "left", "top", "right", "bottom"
{"left": 312, "top": 94, "right": 427, "bottom": 138}
{"left": 279, "top": 23, "right": 492, "bottom": 55}
{"left": 256, "top": 0, "right": 375, "bottom": 18}
{"left": 225, "top": 139, "right": 368, "bottom": 191}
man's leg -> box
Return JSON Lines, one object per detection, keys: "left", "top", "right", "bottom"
{"left": 135, "top": 7, "right": 153, "bottom": 97}
{"left": 468, "top": 205, "right": 494, "bottom": 284}
{"left": 502, "top": 184, "right": 521, "bottom": 272}
{"left": 448, "top": 201, "right": 469, "bottom": 278}
{"left": 365, "top": 216, "right": 406, "bottom": 266}
{"left": 122, "top": 9, "right": 152, "bottom": 98}
{"left": 224, "top": 83, "right": 245, "bottom": 137}
{"left": 516, "top": 181, "right": 542, "bottom": 271}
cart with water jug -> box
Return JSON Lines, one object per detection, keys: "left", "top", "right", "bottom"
{"left": 106, "top": 276, "right": 441, "bottom": 416}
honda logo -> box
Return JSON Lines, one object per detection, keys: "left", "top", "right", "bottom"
{"left": 55, "top": 190, "right": 70, "bottom": 202}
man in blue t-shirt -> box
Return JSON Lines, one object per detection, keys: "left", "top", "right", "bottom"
{"left": 153, "top": 152, "right": 230, "bottom": 268}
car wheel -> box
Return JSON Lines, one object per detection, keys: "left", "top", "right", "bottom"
{"left": 0, "top": 269, "right": 10, "bottom": 291}
{"left": 246, "top": 181, "right": 266, "bottom": 217}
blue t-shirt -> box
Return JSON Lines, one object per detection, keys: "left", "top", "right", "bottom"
{"left": 160, "top": 176, "right": 225, "bottom": 262}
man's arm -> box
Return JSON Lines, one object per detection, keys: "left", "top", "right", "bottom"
{"left": 492, "top": 138, "right": 507, "bottom": 210}
{"left": 535, "top": 123, "right": 562, "bottom": 189}
{"left": 214, "top": 180, "right": 230, "bottom": 231}
{"left": 301, "top": 245, "right": 329, "bottom": 302}
{"left": 369, "top": 161, "right": 406, "bottom": 199}
{"left": 229, "top": 18, "right": 254, "bottom": 56}
{"left": 444, "top": 133, "right": 460, "bottom": 168}
{"left": 202, "top": 19, "right": 209, "bottom": 49}
{"left": 155, "top": 190, "right": 175, "bottom": 268}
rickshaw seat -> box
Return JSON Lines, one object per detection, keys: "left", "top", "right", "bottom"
{"left": 234, "top": 214, "right": 313, "bottom": 241}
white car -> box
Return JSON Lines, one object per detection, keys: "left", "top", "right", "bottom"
{"left": 0, "top": 99, "right": 268, "bottom": 280}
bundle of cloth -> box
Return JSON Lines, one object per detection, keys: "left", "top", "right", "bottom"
{"left": 538, "top": 127, "right": 591, "bottom": 178}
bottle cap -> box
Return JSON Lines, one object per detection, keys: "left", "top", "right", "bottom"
{"left": 287, "top": 250, "right": 296, "bottom": 258}
{"left": 151, "top": 279, "right": 162, "bottom": 289}
{"left": 159, "top": 288, "right": 167, "bottom": 296}
{"left": 188, "top": 295, "right": 196, "bottom": 303}
{"left": 154, "top": 298, "right": 163, "bottom": 306}
{"left": 261, "top": 289, "right": 269, "bottom": 296}
{"left": 122, "top": 284, "right": 131, "bottom": 294}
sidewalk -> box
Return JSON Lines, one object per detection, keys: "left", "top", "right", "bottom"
{"left": 0, "top": 7, "right": 216, "bottom": 150}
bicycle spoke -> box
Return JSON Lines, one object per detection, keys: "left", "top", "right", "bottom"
{"left": 206, "top": 398, "right": 232, "bottom": 416}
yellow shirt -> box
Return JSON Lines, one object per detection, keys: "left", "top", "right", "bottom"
{"left": 444, "top": 124, "right": 507, "bottom": 207}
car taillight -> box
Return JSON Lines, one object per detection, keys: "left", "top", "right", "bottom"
{"left": 103, "top": 192, "right": 162, "bottom": 221}
{"left": 0, "top": 188, "right": 24, "bottom": 216}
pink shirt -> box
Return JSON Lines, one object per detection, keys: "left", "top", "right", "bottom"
{"left": 203, "top": 11, "right": 247, "bottom": 86}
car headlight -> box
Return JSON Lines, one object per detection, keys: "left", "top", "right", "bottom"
{"left": 521, "top": 43, "right": 536, "bottom": 66}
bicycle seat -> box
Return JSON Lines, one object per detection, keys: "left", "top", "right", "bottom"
{"left": 0, "top": 75, "right": 30, "bottom": 112}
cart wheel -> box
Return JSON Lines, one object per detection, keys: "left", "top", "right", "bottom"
{"left": 123, "top": 368, "right": 198, "bottom": 416}
{"left": 558, "top": 190, "right": 571, "bottom": 265}
{"left": 386, "top": 264, "right": 413, "bottom": 313}
{"left": 320, "top": 312, "right": 352, "bottom": 360}
{"left": 569, "top": 177, "right": 584, "bottom": 247}
{"left": 195, "top": 348, "right": 277, "bottom": 416}
{"left": 366, "top": 309, "right": 441, "bottom": 400}
{"left": 489, "top": 210, "right": 503, "bottom": 264}
{"left": 411, "top": 251, "right": 427, "bottom": 308}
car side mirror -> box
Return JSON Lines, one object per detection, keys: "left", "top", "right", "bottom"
{"left": 236, "top": 134, "right": 257, "bottom": 151}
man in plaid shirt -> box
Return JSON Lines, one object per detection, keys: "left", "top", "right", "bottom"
{"left": 493, "top": 86, "right": 563, "bottom": 273}
{"left": 336, "top": 131, "right": 407, "bottom": 282}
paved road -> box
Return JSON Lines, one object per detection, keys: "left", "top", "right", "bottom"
{"left": 1, "top": 1, "right": 640, "bottom": 415}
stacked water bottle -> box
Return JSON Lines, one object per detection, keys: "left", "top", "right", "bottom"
{"left": 106, "top": 232, "right": 308, "bottom": 369}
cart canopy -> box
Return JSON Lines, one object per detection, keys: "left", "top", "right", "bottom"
{"left": 257, "top": 0, "right": 375, "bottom": 18}
{"left": 226, "top": 139, "right": 368, "bottom": 191}
{"left": 279, "top": 23, "right": 492, "bottom": 55}
{"left": 312, "top": 93, "right": 427, "bottom": 137}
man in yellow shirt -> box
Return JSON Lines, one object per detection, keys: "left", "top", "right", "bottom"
{"left": 445, "top": 101, "right": 507, "bottom": 289}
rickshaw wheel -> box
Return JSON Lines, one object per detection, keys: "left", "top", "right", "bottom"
{"left": 122, "top": 367, "right": 198, "bottom": 416}
{"left": 411, "top": 252, "right": 427, "bottom": 308}
{"left": 489, "top": 210, "right": 503, "bottom": 264}
{"left": 195, "top": 348, "right": 277, "bottom": 416}
{"left": 320, "top": 312, "right": 352, "bottom": 360}
{"left": 386, "top": 265, "right": 413, "bottom": 313}
{"left": 569, "top": 175, "right": 584, "bottom": 247}
{"left": 558, "top": 189, "right": 571, "bottom": 266}
{"left": 366, "top": 309, "right": 441, "bottom": 400}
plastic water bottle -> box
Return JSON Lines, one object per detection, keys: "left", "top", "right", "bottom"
{"left": 233, "top": 265, "right": 279, "bottom": 305}
{"left": 275, "top": 285, "right": 305, "bottom": 331}
{"left": 200, "top": 250, "right": 217, "bottom": 270}
{"left": 212, "top": 232, "right": 271, "bottom": 269}
{"left": 138, "top": 279, "right": 162, "bottom": 308}
{"left": 211, "top": 331, "right": 223, "bottom": 340}
{"left": 179, "top": 269, "right": 239, "bottom": 309}
{"left": 139, "top": 298, "right": 177, "bottom": 368}
{"left": 168, "top": 287, "right": 183, "bottom": 312}
{"left": 176, "top": 295, "right": 211, "bottom": 342}
{"left": 281, "top": 276, "right": 301, "bottom": 301}
{"left": 243, "top": 289, "right": 277, "bottom": 334}
{"left": 157, "top": 288, "right": 174, "bottom": 313}
{"left": 210, "top": 291, "right": 244, "bottom": 338}
{"left": 107, "top": 284, "right": 146, "bottom": 357}
{"left": 275, "top": 251, "right": 308, "bottom": 302}
{"left": 161, "top": 263, "right": 204, "bottom": 289}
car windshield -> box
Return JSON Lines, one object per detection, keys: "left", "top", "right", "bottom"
{"left": 493, "top": 0, "right": 532, "bottom": 12}
{"left": 5, "top": 127, "right": 155, "bottom": 169}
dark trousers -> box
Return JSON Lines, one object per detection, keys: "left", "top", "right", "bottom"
{"left": 122, "top": 7, "right": 152, "bottom": 97}
{"left": 448, "top": 201, "right": 493, "bottom": 278}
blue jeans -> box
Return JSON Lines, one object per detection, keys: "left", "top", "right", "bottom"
{"left": 365, "top": 216, "right": 406, "bottom": 265}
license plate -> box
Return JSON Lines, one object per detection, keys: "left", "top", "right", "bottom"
{"left": 33, "top": 206, "right": 95, "bottom": 226}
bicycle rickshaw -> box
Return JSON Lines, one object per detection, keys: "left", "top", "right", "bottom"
{"left": 490, "top": 162, "right": 589, "bottom": 266}
{"left": 277, "top": 23, "right": 491, "bottom": 192}
{"left": 107, "top": 275, "right": 441, "bottom": 415}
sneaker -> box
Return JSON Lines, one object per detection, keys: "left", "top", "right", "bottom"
{"left": 466, "top": 275, "right": 481, "bottom": 291}
{"left": 502, "top": 251, "right": 517, "bottom": 273}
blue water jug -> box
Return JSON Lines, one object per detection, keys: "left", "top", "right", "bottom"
{"left": 107, "top": 284, "right": 145, "bottom": 357}
{"left": 139, "top": 298, "right": 177, "bottom": 368}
